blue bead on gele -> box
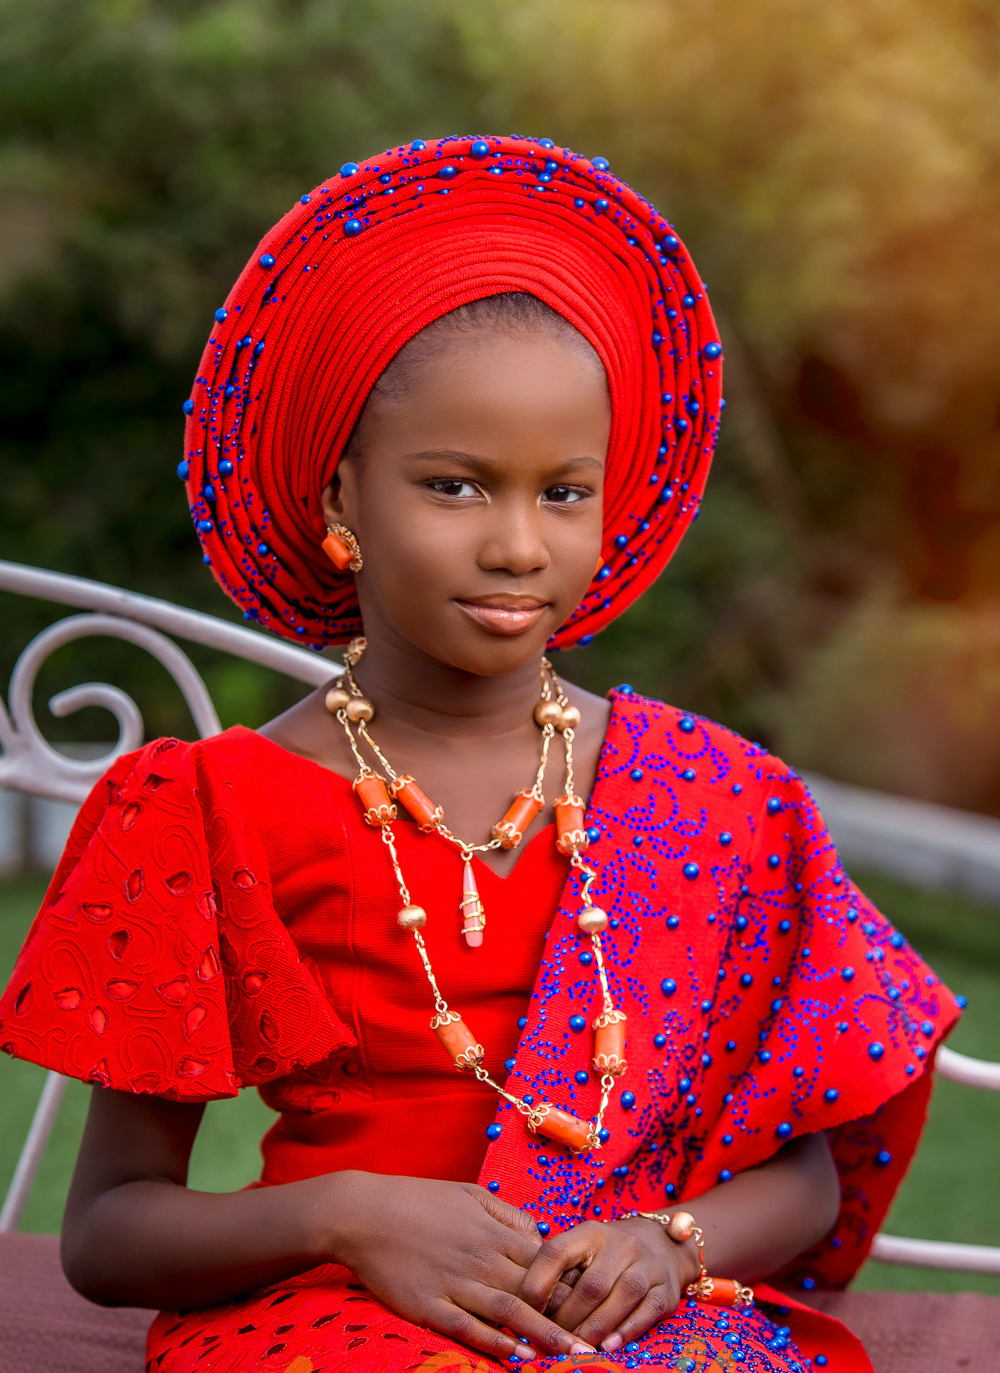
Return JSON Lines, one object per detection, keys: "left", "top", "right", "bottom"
{"left": 214, "top": 307, "right": 228, "bottom": 323}
{"left": 630, "top": 768, "right": 643, "bottom": 781}
{"left": 609, "top": 917, "right": 620, "bottom": 929}
{"left": 182, "top": 398, "right": 194, "bottom": 416}
{"left": 599, "top": 1128, "right": 610, "bottom": 1143}
{"left": 778, "top": 919, "right": 791, "bottom": 933}
{"left": 488, "top": 1180, "right": 500, "bottom": 1193}
{"left": 300, "top": 194, "right": 311, "bottom": 204}
{"left": 681, "top": 768, "right": 696, "bottom": 782}
{"left": 575, "top": 1070, "right": 589, "bottom": 1085}
{"left": 594, "top": 198, "right": 609, "bottom": 213}
{"left": 703, "top": 341, "right": 723, "bottom": 359}
{"left": 678, "top": 716, "right": 696, "bottom": 733}
{"left": 759, "top": 1050, "right": 772, "bottom": 1064}
{"left": 586, "top": 826, "right": 600, "bottom": 843}
{"left": 339, "top": 162, "right": 359, "bottom": 177}
{"left": 591, "top": 155, "right": 610, "bottom": 170}
{"left": 504, "top": 1057, "right": 516, "bottom": 1071}
{"left": 682, "top": 293, "right": 696, "bottom": 308}
{"left": 674, "top": 416, "right": 689, "bottom": 433}
{"left": 726, "top": 1040, "right": 736, "bottom": 1052}
{"left": 735, "top": 914, "right": 748, "bottom": 931}
{"left": 176, "top": 461, "right": 189, "bottom": 480}
{"left": 437, "top": 164, "right": 458, "bottom": 181}
{"left": 661, "top": 233, "right": 680, "bottom": 251}
{"left": 617, "top": 683, "right": 635, "bottom": 694}
{"left": 537, "top": 172, "right": 552, "bottom": 184}
{"left": 632, "top": 836, "right": 643, "bottom": 848}
{"left": 654, "top": 1033, "right": 667, "bottom": 1048}
{"left": 842, "top": 967, "right": 855, "bottom": 981}
{"left": 538, "top": 137, "right": 555, "bottom": 148}
{"left": 486, "top": 1123, "right": 502, "bottom": 1140}
{"left": 740, "top": 974, "right": 753, "bottom": 988}
{"left": 258, "top": 252, "right": 276, "bottom": 269}
{"left": 257, "top": 543, "right": 270, "bottom": 557}
{"left": 921, "top": 1020, "right": 934, "bottom": 1037}
{"left": 197, "top": 519, "right": 213, "bottom": 532}
{"left": 537, "top": 1221, "right": 550, "bottom": 1236}
{"left": 767, "top": 854, "right": 781, "bottom": 869}
{"left": 579, "top": 950, "right": 593, "bottom": 967}
{"left": 793, "top": 1065, "right": 804, "bottom": 1078}
{"left": 868, "top": 1042, "right": 885, "bottom": 1061}
{"left": 218, "top": 459, "right": 234, "bottom": 476}
{"left": 411, "top": 139, "right": 426, "bottom": 151}
{"left": 719, "top": 1169, "right": 732, "bottom": 1183}
{"left": 719, "top": 832, "right": 732, "bottom": 846}
{"left": 683, "top": 863, "right": 699, "bottom": 881}
{"left": 776, "top": 1122, "right": 793, "bottom": 1139}
{"left": 569, "top": 1015, "right": 587, "bottom": 1033}
{"left": 224, "top": 383, "right": 235, "bottom": 399}
{"left": 614, "top": 533, "right": 628, "bottom": 548}
{"left": 517, "top": 1015, "right": 528, "bottom": 1029}
{"left": 652, "top": 331, "right": 663, "bottom": 348}
{"left": 253, "top": 341, "right": 265, "bottom": 356}
{"left": 732, "top": 783, "right": 743, "bottom": 795}
{"left": 956, "top": 994, "right": 968, "bottom": 1009}
{"left": 661, "top": 978, "right": 677, "bottom": 997}
{"left": 620, "top": 1091, "right": 636, "bottom": 1110}
{"left": 876, "top": 1150, "right": 892, "bottom": 1167}
{"left": 767, "top": 797, "right": 783, "bottom": 814}
{"left": 343, "top": 218, "right": 364, "bottom": 237}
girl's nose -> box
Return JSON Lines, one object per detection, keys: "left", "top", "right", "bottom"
{"left": 477, "top": 503, "right": 551, "bottom": 576}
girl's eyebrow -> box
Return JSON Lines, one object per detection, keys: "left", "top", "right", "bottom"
{"left": 405, "top": 448, "right": 605, "bottom": 473}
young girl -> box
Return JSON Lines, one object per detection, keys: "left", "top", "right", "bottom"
{"left": 1, "top": 136, "right": 958, "bottom": 1373}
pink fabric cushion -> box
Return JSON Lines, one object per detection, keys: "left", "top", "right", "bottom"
{"left": 0, "top": 1233, "right": 150, "bottom": 1373}
{"left": 802, "top": 1289, "right": 1000, "bottom": 1371}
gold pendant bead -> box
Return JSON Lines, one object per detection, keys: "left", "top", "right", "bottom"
{"left": 397, "top": 904, "right": 427, "bottom": 930}
{"left": 666, "top": 1211, "right": 699, "bottom": 1243}
{"left": 558, "top": 704, "right": 582, "bottom": 731}
{"left": 324, "top": 685, "right": 352, "bottom": 715}
{"left": 345, "top": 695, "right": 375, "bottom": 723}
{"left": 577, "top": 905, "right": 609, "bottom": 934}
{"left": 533, "top": 699, "right": 563, "bottom": 728}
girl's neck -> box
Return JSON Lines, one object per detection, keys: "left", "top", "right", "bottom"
{"left": 349, "top": 626, "right": 547, "bottom": 744}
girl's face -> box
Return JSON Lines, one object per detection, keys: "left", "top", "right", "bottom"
{"left": 323, "top": 328, "right": 611, "bottom": 677}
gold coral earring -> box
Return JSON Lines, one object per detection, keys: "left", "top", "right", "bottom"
{"left": 322, "top": 524, "right": 363, "bottom": 573}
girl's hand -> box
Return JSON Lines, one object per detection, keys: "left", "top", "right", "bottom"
{"left": 518, "top": 1216, "right": 699, "bottom": 1354}
{"left": 330, "top": 1172, "right": 595, "bottom": 1364}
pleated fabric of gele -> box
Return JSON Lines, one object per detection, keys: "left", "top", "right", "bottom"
{"left": 181, "top": 135, "right": 724, "bottom": 647}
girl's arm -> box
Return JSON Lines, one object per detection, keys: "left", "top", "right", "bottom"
{"left": 519, "top": 1131, "right": 841, "bottom": 1354}
{"left": 61, "top": 1086, "right": 591, "bottom": 1364}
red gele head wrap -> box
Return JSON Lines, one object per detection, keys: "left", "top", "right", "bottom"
{"left": 182, "top": 135, "right": 723, "bottom": 647}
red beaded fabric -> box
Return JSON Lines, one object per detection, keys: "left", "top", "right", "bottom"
{"left": 180, "top": 135, "right": 722, "bottom": 647}
{"left": 0, "top": 695, "right": 960, "bottom": 1373}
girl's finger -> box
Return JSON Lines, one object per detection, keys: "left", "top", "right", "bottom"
{"left": 431, "top": 1301, "right": 539, "bottom": 1366}
{"left": 554, "top": 1260, "right": 651, "bottom": 1344}
{"left": 465, "top": 1285, "right": 597, "bottom": 1359}
{"left": 595, "top": 1283, "right": 677, "bottom": 1353}
{"left": 518, "top": 1229, "right": 599, "bottom": 1312}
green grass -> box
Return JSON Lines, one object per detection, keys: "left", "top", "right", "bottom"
{"left": 1, "top": 870, "right": 997, "bottom": 1294}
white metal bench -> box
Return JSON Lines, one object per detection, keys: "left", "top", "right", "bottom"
{"left": 2, "top": 555, "right": 998, "bottom": 1282}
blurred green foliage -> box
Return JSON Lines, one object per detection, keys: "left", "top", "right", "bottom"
{"left": 2, "top": 0, "right": 1000, "bottom": 802}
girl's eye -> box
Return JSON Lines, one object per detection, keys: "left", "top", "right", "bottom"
{"left": 544, "top": 485, "right": 588, "bottom": 504}
{"left": 427, "top": 478, "right": 481, "bottom": 499}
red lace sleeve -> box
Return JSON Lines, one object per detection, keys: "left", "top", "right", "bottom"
{"left": 0, "top": 737, "right": 355, "bottom": 1100}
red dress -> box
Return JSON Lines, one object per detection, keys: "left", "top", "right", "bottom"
{"left": 0, "top": 692, "right": 960, "bottom": 1373}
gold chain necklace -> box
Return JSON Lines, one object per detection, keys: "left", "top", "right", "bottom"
{"left": 324, "top": 638, "right": 627, "bottom": 1155}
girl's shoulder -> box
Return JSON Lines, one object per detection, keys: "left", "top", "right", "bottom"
{"left": 604, "top": 686, "right": 810, "bottom": 821}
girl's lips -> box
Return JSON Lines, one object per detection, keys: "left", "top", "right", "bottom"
{"left": 455, "top": 599, "right": 549, "bottom": 636}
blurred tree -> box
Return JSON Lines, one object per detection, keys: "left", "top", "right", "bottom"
{"left": 1, "top": 0, "right": 999, "bottom": 804}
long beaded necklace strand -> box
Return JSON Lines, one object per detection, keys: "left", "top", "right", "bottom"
{"left": 323, "top": 638, "right": 627, "bottom": 1155}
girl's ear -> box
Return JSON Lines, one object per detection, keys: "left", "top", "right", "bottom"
{"left": 321, "top": 460, "right": 352, "bottom": 526}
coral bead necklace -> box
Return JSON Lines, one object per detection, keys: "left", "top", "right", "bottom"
{"left": 324, "top": 637, "right": 627, "bottom": 1154}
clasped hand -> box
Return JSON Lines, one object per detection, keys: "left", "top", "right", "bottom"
{"left": 334, "top": 1175, "right": 696, "bottom": 1364}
